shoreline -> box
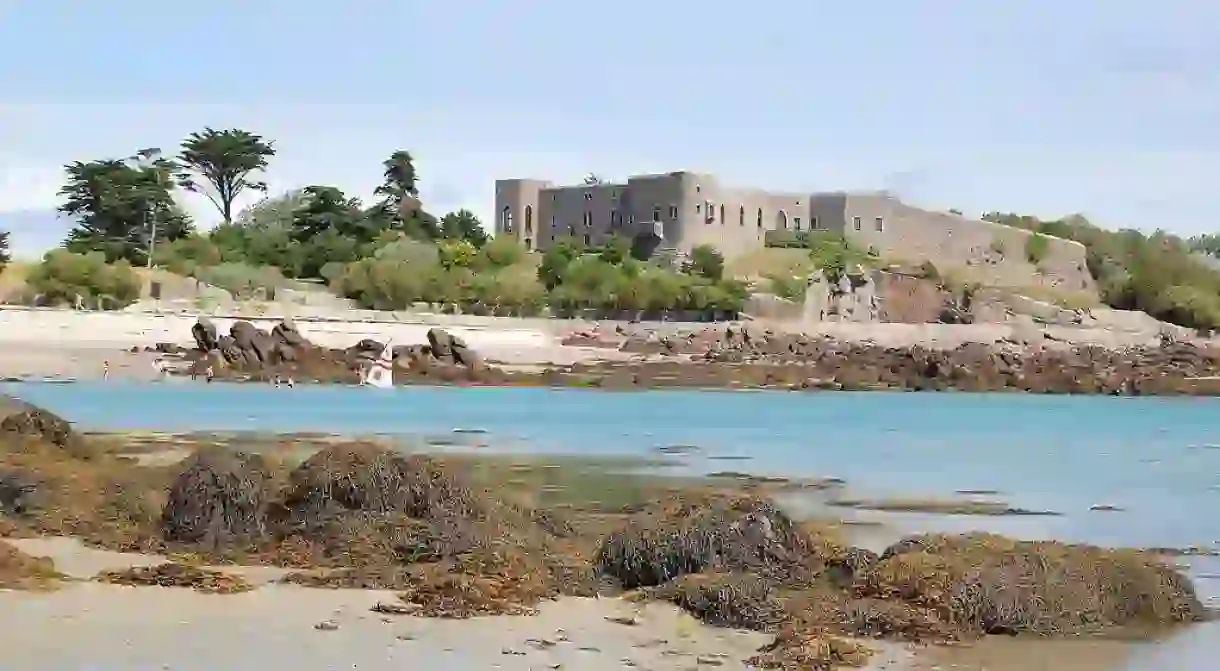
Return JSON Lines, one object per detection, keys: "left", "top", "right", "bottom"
{"left": 2, "top": 422, "right": 1215, "bottom": 670}
{"left": 1, "top": 308, "right": 1219, "bottom": 395}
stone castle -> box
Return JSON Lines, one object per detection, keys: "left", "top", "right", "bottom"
{"left": 494, "top": 170, "right": 1095, "bottom": 294}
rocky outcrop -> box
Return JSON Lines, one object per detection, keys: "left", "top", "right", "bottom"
{"left": 613, "top": 325, "right": 1220, "bottom": 395}
{"left": 185, "top": 319, "right": 491, "bottom": 384}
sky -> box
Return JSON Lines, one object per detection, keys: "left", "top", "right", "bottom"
{"left": 0, "top": 1, "right": 1217, "bottom": 258}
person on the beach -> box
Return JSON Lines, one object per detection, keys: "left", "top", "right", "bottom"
{"left": 204, "top": 365, "right": 214, "bottom": 383}
{"left": 102, "top": 360, "right": 109, "bottom": 380}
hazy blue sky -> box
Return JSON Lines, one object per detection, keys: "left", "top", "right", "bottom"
{"left": 1, "top": 1, "right": 1217, "bottom": 257}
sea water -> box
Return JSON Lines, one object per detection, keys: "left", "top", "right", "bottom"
{"left": 4, "top": 382, "right": 1219, "bottom": 668}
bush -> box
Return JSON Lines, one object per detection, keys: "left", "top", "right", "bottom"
{"left": 765, "top": 275, "right": 807, "bottom": 301}
{"left": 1025, "top": 233, "right": 1050, "bottom": 265}
{"left": 476, "top": 237, "right": 524, "bottom": 270}
{"left": 24, "top": 250, "right": 141, "bottom": 309}
{"left": 193, "top": 263, "right": 287, "bottom": 300}
{"left": 806, "top": 233, "right": 872, "bottom": 280}
{"left": 152, "top": 235, "right": 222, "bottom": 276}
{"left": 684, "top": 245, "right": 725, "bottom": 281}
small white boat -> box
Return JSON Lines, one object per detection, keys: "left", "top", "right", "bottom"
{"left": 362, "top": 341, "right": 395, "bottom": 390}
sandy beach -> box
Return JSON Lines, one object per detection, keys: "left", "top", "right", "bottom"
{"left": 0, "top": 305, "right": 1211, "bottom": 382}
{"left": 0, "top": 536, "right": 1145, "bottom": 671}
{"left": 0, "top": 537, "right": 792, "bottom": 671}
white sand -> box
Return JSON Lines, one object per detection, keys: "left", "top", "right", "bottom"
{"left": 0, "top": 306, "right": 1211, "bottom": 382}
{"left": 1, "top": 537, "right": 906, "bottom": 671}
{"left": 2, "top": 535, "right": 1157, "bottom": 670}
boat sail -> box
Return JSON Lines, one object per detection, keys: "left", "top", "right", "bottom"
{"left": 362, "top": 341, "right": 395, "bottom": 389}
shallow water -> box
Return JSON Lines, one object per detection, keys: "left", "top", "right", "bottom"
{"left": 5, "top": 381, "right": 1220, "bottom": 668}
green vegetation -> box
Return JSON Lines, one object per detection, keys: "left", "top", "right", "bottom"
{"left": 44, "top": 123, "right": 1220, "bottom": 328}
{"left": 330, "top": 236, "right": 747, "bottom": 317}
{"left": 23, "top": 250, "right": 142, "bottom": 309}
{"left": 984, "top": 212, "right": 1220, "bottom": 329}
{"left": 0, "top": 230, "right": 10, "bottom": 271}
{"left": 1024, "top": 232, "right": 1050, "bottom": 265}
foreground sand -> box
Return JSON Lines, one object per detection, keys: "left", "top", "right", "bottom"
{"left": 0, "top": 537, "right": 1161, "bottom": 671}
{"left": 0, "top": 537, "right": 848, "bottom": 671}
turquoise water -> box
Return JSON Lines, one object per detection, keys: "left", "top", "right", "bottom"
{"left": 4, "top": 381, "right": 1220, "bottom": 668}
{"left": 6, "top": 381, "right": 1220, "bottom": 552}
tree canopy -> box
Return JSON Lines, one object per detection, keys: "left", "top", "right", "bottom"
{"left": 177, "top": 127, "right": 276, "bottom": 226}
{"left": 982, "top": 212, "right": 1220, "bottom": 330}
{"left": 58, "top": 151, "right": 193, "bottom": 265}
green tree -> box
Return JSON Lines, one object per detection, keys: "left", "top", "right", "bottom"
{"left": 289, "top": 185, "right": 373, "bottom": 242}
{"left": 176, "top": 127, "right": 275, "bottom": 226}
{"left": 59, "top": 152, "right": 193, "bottom": 265}
{"left": 373, "top": 150, "right": 439, "bottom": 239}
{"left": 152, "top": 234, "right": 222, "bottom": 275}
{"left": 439, "top": 209, "right": 489, "bottom": 247}
{"left": 0, "top": 230, "right": 10, "bottom": 271}
{"left": 437, "top": 239, "right": 477, "bottom": 270}
{"left": 805, "top": 232, "right": 869, "bottom": 279}
{"left": 596, "top": 234, "right": 632, "bottom": 265}
{"left": 684, "top": 244, "right": 725, "bottom": 281}
{"left": 477, "top": 236, "right": 525, "bottom": 269}
{"left": 537, "top": 239, "right": 584, "bottom": 290}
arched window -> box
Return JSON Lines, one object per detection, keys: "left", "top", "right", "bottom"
{"left": 777, "top": 210, "right": 788, "bottom": 229}
{"left": 739, "top": 206, "right": 745, "bottom": 226}
{"left": 524, "top": 205, "right": 533, "bottom": 233}
{"left": 501, "top": 205, "right": 513, "bottom": 231}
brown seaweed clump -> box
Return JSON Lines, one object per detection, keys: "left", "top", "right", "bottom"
{"left": 96, "top": 563, "right": 254, "bottom": 594}
{"left": 746, "top": 626, "right": 872, "bottom": 670}
{"left": 160, "top": 448, "right": 275, "bottom": 552}
{"left": 595, "top": 494, "right": 834, "bottom": 590}
{"left": 269, "top": 443, "right": 492, "bottom": 566}
{"left": 268, "top": 443, "right": 584, "bottom": 616}
{"left": 855, "top": 532, "right": 1205, "bottom": 637}
{"left": 0, "top": 400, "right": 97, "bottom": 460}
{"left": 648, "top": 572, "right": 788, "bottom": 631}
{"left": 0, "top": 540, "right": 62, "bottom": 590}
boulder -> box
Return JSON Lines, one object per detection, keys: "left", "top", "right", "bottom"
{"left": 271, "top": 319, "right": 309, "bottom": 349}
{"left": 191, "top": 318, "right": 220, "bottom": 352}
{"left": 229, "top": 321, "right": 276, "bottom": 365}
{"left": 426, "top": 328, "right": 455, "bottom": 363}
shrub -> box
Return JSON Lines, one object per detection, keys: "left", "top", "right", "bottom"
{"left": 684, "top": 245, "right": 725, "bottom": 281}
{"left": 806, "top": 233, "right": 871, "bottom": 280}
{"left": 766, "top": 274, "right": 807, "bottom": 301}
{"left": 152, "top": 235, "right": 222, "bottom": 276}
{"left": 193, "top": 262, "right": 287, "bottom": 300}
{"left": 476, "top": 237, "right": 524, "bottom": 270}
{"left": 24, "top": 250, "right": 141, "bottom": 309}
{"left": 1024, "top": 233, "right": 1050, "bottom": 265}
